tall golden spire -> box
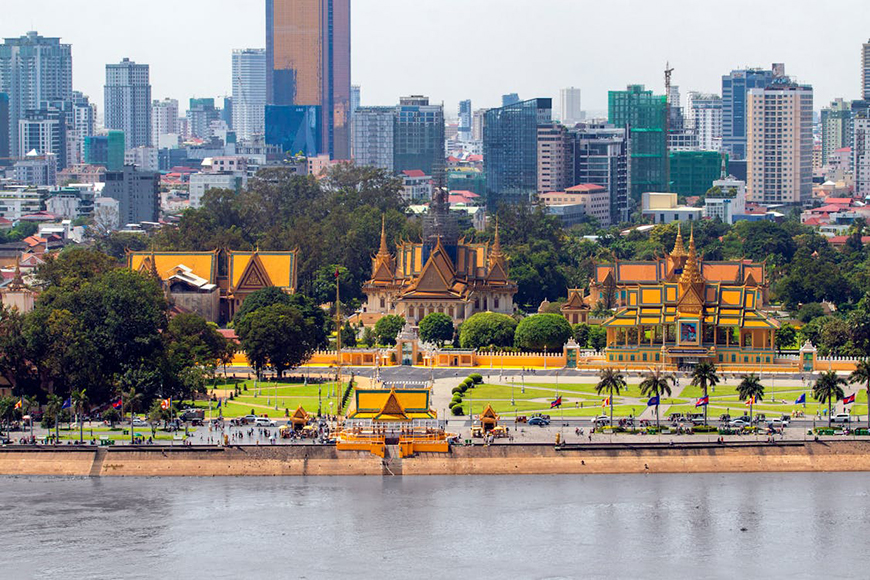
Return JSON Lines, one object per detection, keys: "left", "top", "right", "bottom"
{"left": 148, "top": 244, "right": 159, "bottom": 281}
{"left": 680, "top": 225, "right": 704, "bottom": 285}
{"left": 491, "top": 218, "right": 502, "bottom": 256}
{"left": 378, "top": 214, "right": 389, "bottom": 257}
{"left": 671, "top": 227, "right": 686, "bottom": 257}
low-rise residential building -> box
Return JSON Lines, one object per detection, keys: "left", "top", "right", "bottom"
{"left": 641, "top": 192, "right": 703, "bottom": 224}
{"left": 0, "top": 186, "right": 44, "bottom": 222}
{"left": 401, "top": 170, "right": 432, "bottom": 202}
{"left": 13, "top": 152, "right": 57, "bottom": 186}
{"left": 538, "top": 184, "right": 611, "bottom": 227}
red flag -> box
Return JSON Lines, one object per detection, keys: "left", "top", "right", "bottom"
{"left": 334, "top": 268, "right": 340, "bottom": 279}
{"left": 843, "top": 393, "right": 856, "bottom": 405}
{"left": 112, "top": 398, "right": 123, "bottom": 409}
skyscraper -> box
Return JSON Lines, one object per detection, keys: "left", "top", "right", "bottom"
{"left": 854, "top": 113, "right": 870, "bottom": 197}
{"left": 266, "top": 0, "right": 351, "bottom": 159}
{"left": 484, "top": 98, "right": 552, "bottom": 208}
{"left": 721, "top": 64, "right": 783, "bottom": 160}
{"left": 105, "top": 58, "right": 151, "bottom": 149}
{"left": 352, "top": 106, "right": 395, "bottom": 171}
{"left": 746, "top": 78, "right": 813, "bottom": 205}
{"left": 569, "top": 123, "right": 629, "bottom": 224}
{"left": 232, "top": 49, "right": 267, "bottom": 141}
{"left": 151, "top": 98, "right": 179, "bottom": 148}
{"left": 187, "top": 98, "right": 219, "bottom": 140}
{"left": 458, "top": 99, "right": 472, "bottom": 141}
{"left": 863, "top": 39, "right": 870, "bottom": 100}
{"left": 560, "top": 87, "right": 583, "bottom": 126}
{"left": 351, "top": 85, "right": 361, "bottom": 116}
{"left": 609, "top": 85, "right": 668, "bottom": 205}
{"left": 0, "top": 31, "right": 72, "bottom": 159}
{"left": 502, "top": 93, "right": 521, "bottom": 107}
{"left": 821, "top": 98, "right": 852, "bottom": 166}
{"left": 687, "top": 92, "right": 722, "bottom": 151}
{"left": 0, "top": 93, "right": 8, "bottom": 160}
{"left": 18, "top": 107, "right": 66, "bottom": 168}
{"left": 394, "top": 96, "right": 444, "bottom": 182}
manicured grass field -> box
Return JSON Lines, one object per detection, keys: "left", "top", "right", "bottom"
{"left": 52, "top": 427, "right": 190, "bottom": 442}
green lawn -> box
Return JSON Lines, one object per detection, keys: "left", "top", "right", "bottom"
{"left": 209, "top": 382, "right": 338, "bottom": 398}
{"left": 52, "top": 427, "right": 191, "bottom": 442}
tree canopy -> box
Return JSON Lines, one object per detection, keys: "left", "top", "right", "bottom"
{"left": 459, "top": 313, "right": 517, "bottom": 349}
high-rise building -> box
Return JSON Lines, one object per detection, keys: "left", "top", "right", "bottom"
{"left": 151, "top": 98, "right": 179, "bottom": 148}
{"left": 458, "top": 99, "right": 472, "bottom": 141}
{"left": 863, "top": 39, "right": 870, "bottom": 100}
{"left": 854, "top": 114, "right": 870, "bottom": 197}
{"left": 85, "top": 131, "right": 125, "bottom": 171}
{"left": 722, "top": 64, "right": 784, "bottom": 160}
{"left": 232, "top": 49, "right": 267, "bottom": 141}
{"left": 265, "top": 105, "right": 320, "bottom": 156}
{"left": 746, "top": 78, "right": 813, "bottom": 205}
{"left": 608, "top": 85, "right": 668, "bottom": 206}
{"left": 502, "top": 93, "right": 521, "bottom": 107}
{"left": 687, "top": 92, "right": 722, "bottom": 151}
{"left": 484, "top": 98, "right": 552, "bottom": 208}
{"left": 537, "top": 124, "right": 571, "bottom": 193}
{"left": 104, "top": 58, "right": 151, "bottom": 149}
{"left": 18, "top": 107, "right": 66, "bottom": 169}
{"left": 102, "top": 165, "right": 160, "bottom": 225}
{"left": 351, "top": 85, "right": 361, "bottom": 116}
{"left": 266, "top": 0, "right": 351, "bottom": 159}
{"left": 0, "top": 93, "right": 8, "bottom": 161}
{"left": 0, "top": 31, "right": 72, "bottom": 158}
{"left": 69, "top": 92, "right": 96, "bottom": 166}
{"left": 821, "top": 98, "right": 852, "bottom": 166}
{"left": 222, "top": 97, "right": 233, "bottom": 129}
{"left": 560, "top": 87, "right": 583, "bottom": 126}
{"left": 394, "top": 96, "right": 444, "bottom": 182}
{"left": 669, "top": 150, "right": 726, "bottom": 196}
{"left": 569, "top": 122, "right": 629, "bottom": 224}
{"left": 187, "top": 98, "right": 219, "bottom": 140}
{"left": 352, "top": 106, "right": 395, "bottom": 171}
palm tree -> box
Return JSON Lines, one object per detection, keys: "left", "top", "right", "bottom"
{"left": 813, "top": 370, "right": 846, "bottom": 428}
{"left": 737, "top": 374, "right": 765, "bottom": 425}
{"left": 122, "top": 388, "right": 143, "bottom": 444}
{"left": 639, "top": 368, "right": 676, "bottom": 430}
{"left": 596, "top": 368, "right": 626, "bottom": 428}
{"left": 71, "top": 389, "right": 88, "bottom": 444}
{"left": 849, "top": 361, "right": 870, "bottom": 432}
{"left": 45, "top": 394, "right": 62, "bottom": 444}
{"left": 23, "top": 395, "right": 38, "bottom": 441}
{"left": 690, "top": 361, "right": 719, "bottom": 426}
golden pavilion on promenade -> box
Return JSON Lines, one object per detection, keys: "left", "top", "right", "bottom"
{"left": 600, "top": 228, "right": 780, "bottom": 369}
{"left": 337, "top": 386, "right": 450, "bottom": 457}
{"left": 127, "top": 248, "right": 298, "bottom": 323}
{"left": 361, "top": 206, "right": 517, "bottom": 325}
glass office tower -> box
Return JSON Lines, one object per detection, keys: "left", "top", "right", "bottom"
{"left": 266, "top": 0, "right": 350, "bottom": 160}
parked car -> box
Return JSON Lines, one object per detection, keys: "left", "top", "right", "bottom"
{"left": 179, "top": 409, "right": 204, "bottom": 421}
{"left": 254, "top": 417, "right": 276, "bottom": 427}
{"left": 593, "top": 415, "right": 611, "bottom": 426}
{"left": 528, "top": 416, "right": 550, "bottom": 427}
{"left": 243, "top": 415, "right": 259, "bottom": 424}
{"left": 831, "top": 413, "right": 851, "bottom": 424}
{"left": 132, "top": 418, "right": 149, "bottom": 427}
{"left": 729, "top": 418, "right": 751, "bottom": 428}
{"left": 768, "top": 417, "right": 791, "bottom": 428}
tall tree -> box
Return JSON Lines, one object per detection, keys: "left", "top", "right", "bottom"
{"left": 639, "top": 368, "right": 675, "bottom": 430}
{"left": 737, "top": 374, "right": 765, "bottom": 426}
{"left": 418, "top": 312, "right": 454, "bottom": 347}
{"left": 596, "top": 368, "right": 626, "bottom": 428}
{"left": 690, "top": 361, "right": 719, "bottom": 426}
{"left": 813, "top": 370, "right": 846, "bottom": 428}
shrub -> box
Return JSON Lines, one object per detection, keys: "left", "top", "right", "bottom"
{"left": 451, "top": 404, "right": 465, "bottom": 416}
{"left": 451, "top": 395, "right": 463, "bottom": 406}
{"left": 693, "top": 425, "right": 717, "bottom": 433}
{"left": 461, "top": 378, "right": 474, "bottom": 387}
{"left": 468, "top": 373, "right": 483, "bottom": 384}
{"left": 451, "top": 387, "right": 463, "bottom": 395}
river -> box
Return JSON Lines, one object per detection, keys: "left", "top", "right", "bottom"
{"left": 0, "top": 473, "right": 867, "bottom": 579}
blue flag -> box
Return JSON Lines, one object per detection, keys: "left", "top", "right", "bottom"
{"left": 216, "top": 398, "right": 222, "bottom": 409}
{"left": 795, "top": 393, "right": 806, "bottom": 405}
{"left": 647, "top": 395, "right": 660, "bottom": 407}
{"left": 61, "top": 398, "right": 71, "bottom": 410}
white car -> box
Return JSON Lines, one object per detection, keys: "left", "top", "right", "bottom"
{"left": 831, "top": 413, "right": 851, "bottom": 424}
{"left": 132, "top": 418, "right": 149, "bottom": 427}
{"left": 254, "top": 418, "right": 276, "bottom": 427}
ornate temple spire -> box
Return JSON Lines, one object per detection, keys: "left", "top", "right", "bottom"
{"left": 378, "top": 214, "right": 390, "bottom": 257}
{"left": 9, "top": 259, "right": 24, "bottom": 291}
{"left": 491, "top": 218, "right": 503, "bottom": 257}
{"left": 671, "top": 227, "right": 686, "bottom": 257}
{"left": 680, "top": 226, "right": 704, "bottom": 286}
{"left": 148, "top": 245, "right": 159, "bottom": 281}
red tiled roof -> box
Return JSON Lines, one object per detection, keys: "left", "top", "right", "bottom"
{"left": 0, "top": 217, "right": 12, "bottom": 226}
{"left": 402, "top": 169, "right": 427, "bottom": 178}
{"left": 566, "top": 184, "right": 606, "bottom": 193}
{"left": 467, "top": 155, "right": 483, "bottom": 162}
{"left": 823, "top": 198, "right": 854, "bottom": 205}
{"left": 828, "top": 236, "right": 870, "bottom": 246}
{"left": 834, "top": 147, "right": 852, "bottom": 153}
{"left": 803, "top": 217, "right": 824, "bottom": 226}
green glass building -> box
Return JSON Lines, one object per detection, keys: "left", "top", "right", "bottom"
{"left": 669, "top": 150, "right": 727, "bottom": 196}
{"left": 84, "top": 130, "right": 125, "bottom": 171}
{"left": 608, "top": 85, "right": 667, "bottom": 206}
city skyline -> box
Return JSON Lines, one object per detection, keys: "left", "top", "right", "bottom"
{"left": 0, "top": 0, "right": 867, "bottom": 121}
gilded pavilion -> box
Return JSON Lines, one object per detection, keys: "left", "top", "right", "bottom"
{"left": 361, "top": 215, "right": 517, "bottom": 325}
{"left": 600, "top": 228, "right": 780, "bottom": 369}
{"left": 127, "top": 248, "right": 298, "bottom": 323}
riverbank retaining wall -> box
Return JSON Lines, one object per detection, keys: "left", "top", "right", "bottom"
{"left": 3, "top": 441, "right": 870, "bottom": 477}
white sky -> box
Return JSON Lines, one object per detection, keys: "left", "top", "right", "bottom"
{"left": 2, "top": 0, "right": 868, "bottom": 118}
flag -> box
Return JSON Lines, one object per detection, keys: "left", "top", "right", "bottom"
{"left": 696, "top": 396, "right": 709, "bottom": 407}
{"left": 217, "top": 398, "right": 222, "bottom": 409}
{"left": 550, "top": 396, "right": 562, "bottom": 409}
{"left": 14, "top": 399, "right": 22, "bottom": 409}
{"left": 744, "top": 396, "right": 755, "bottom": 406}
{"left": 61, "top": 398, "right": 71, "bottom": 410}
{"left": 647, "top": 396, "right": 659, "bottom": 407}
{"left": 601, "top": 397, "right": 610, "bottom": 407}
{"left": 112, "top": 398, "right": 123, "bottom": 409}
{"left": 160, "top": 398, "right": 171, "bottom": 410}
{"left": 795, "top": 393, "right": 806, "bottom": 405}
{"left": 843, "top": 393, "right": 857, "bottom": 405}
{"left": 334, "top": 267, "right": 340, "bottom": 279}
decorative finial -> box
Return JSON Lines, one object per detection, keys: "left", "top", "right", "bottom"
{"left": 378, "top": 214, "right": 389, "bottom": 256}
{"left": 671, "top": 227, "right": 686, "bottom": 257}
{"left": 9, "top": 259, "right": 24, "bottom": 290}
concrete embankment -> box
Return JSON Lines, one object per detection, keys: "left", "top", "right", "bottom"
{"left": 3, "top": 441, "right": 870, "bottom": 477}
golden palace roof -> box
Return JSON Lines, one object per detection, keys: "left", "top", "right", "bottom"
{"left": 348, "top": 388, "right": 437, "bottom": 421}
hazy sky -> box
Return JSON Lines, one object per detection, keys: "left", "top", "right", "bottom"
{"left": 2, "top": 0, "right": 868, "bottom": 118}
